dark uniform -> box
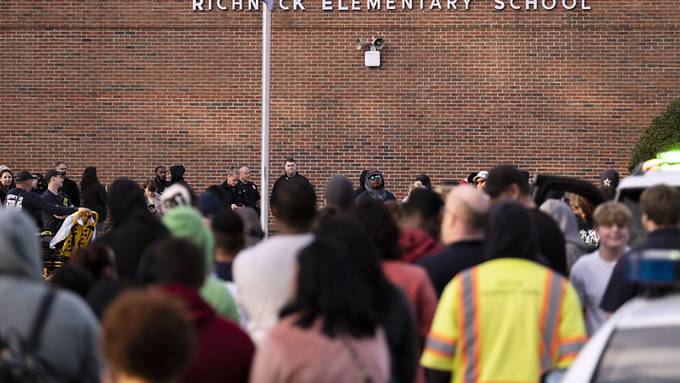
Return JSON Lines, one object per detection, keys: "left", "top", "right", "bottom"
{"left": 61, "top": 176, "right": 80, "bottom": 207}
{"left": 236, "top": 180, "right": 260, "bottom": 216}
{"left": 220, "top": 181, "right": 241, "bottom": 209}
{"left": 5, "top": 188, "right": 77, "bottom": 230}
{"left": 41, "top": 190, "right": 74, "bottom": 234}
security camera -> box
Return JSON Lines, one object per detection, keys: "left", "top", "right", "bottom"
{"left": 356, "top": 38, "right": 370, "bottom": 51}
{"left": 371, "top": 37, "right": 385, "bottom": 51}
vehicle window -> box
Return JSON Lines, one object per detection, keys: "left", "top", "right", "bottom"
{"left": 592, "top": 326, "right": 680, "bottom": 383}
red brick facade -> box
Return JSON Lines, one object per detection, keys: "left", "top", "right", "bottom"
{"left": 1, "top": 1, "right": 679, "bottom": 199}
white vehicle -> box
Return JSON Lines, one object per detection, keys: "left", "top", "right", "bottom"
{"left": 563, "top": 250, "right": 680, "bottom": 383}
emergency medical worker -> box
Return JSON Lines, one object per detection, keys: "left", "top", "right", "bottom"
{"left": 421, "top": 200, "right": 586, "bottom": 383}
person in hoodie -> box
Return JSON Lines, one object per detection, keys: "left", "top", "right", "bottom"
{"left": 399, "top": 188, "right": 445, "bottom": 263}
{"left": 355, "top": 169, "right": 396, "bottom": 204}
{"left": 162, "top": 206, "right": 239, "bottom": 322}
{"left": 0, "top": 209, "right": 101, "bottom": 382}
{"left": 540, "top": 199, "right": 589, "bottom": 271}
{"left": 168, "top": 164, "right": 186, "bottom": 186}
{"left": 95, "top": 178, "right": 169, "bottom": 279}
{"left": 148, "top": 238, "right": 254, "bottom": 383}
{"left": 352, "top": 169, "right": 368, "bottom": 200}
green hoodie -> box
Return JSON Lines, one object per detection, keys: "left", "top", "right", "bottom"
{"left": 162, "top": 206, "right": 239, "bottom": 322}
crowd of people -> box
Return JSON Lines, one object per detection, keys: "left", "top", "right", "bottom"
{"left": 0, "top": 158, "right": 679, "bottom": 383}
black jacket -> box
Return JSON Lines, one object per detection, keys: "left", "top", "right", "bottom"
{"left": 95, "top": 179, "right": 168, "bottom": 279}
{"left": 220, "top": 181, "right": 241, "bottom": 208}
{"left": 5, "top": 188, "right": 77, "bottom": 228}
{"left": 417, "top": 240, "right": 486, "bottom": 297}
{"left": 169, "top": 165, "right": 186, "bottom": 186}
{"left": 41, "top": 190, "right": 73, "bottom": 233}
{"left": 236, "top": 180, "right": 260, "bottom": 215}
{"left": 600, "top": 228, "right": 680, "bottom": 312}
{"left": 61, "top": 177, "right": 80, "bottom": 207}
{"left": 81, "top": 183, "right": 108, "bottom": 223}
{"left": 270, "top": 173, "right": 313, "bottom": 209}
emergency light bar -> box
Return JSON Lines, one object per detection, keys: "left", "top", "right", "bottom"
{"left": 627, "top": 249, "right": 680, "bottom": 286}
{"left": 642, "top": 150, "right": 680, "bottom": 172}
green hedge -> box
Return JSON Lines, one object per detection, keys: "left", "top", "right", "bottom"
{"left": 629, "top": 98, "right": 680, "bottom": 171}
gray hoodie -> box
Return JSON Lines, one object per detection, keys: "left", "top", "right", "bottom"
{"left": 0, "top": 209, "right": 101, "bottom": 383}
{"left": 540, "top": 199, "right": 589, "bottom": 270}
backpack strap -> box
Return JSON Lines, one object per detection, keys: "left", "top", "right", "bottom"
{"left": 26, "top": 289, "right": 55, "bottom": 353}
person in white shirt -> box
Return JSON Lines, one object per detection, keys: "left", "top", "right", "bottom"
{"left": 233, "top": 177, "right": 316, "bottom": 344}
{"left": 570, "top": 201, "right": 632, "bottom": 335}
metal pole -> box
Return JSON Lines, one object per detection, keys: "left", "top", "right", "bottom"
{"left": 260, "top": 4, "right": 271, "bottom": 237}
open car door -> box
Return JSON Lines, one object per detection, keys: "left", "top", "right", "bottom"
{"left": 532, "top": 175, "right": 605, "bottom": 208}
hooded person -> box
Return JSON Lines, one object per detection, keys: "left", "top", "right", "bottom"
{"left": 485, "top": 201, "right": 541, "bottom": 262}
{"left": 399, "top": 188, "right": 444, "bottom": 263}
{"left": 540, "top": 199, "right": 589, "bottom": 270}
{"left": 147, "top": 238, "right": 255, "bottom": 383}
{"left": 355, "top": 169, "right": 396, "bottom": 204}
{"left": 353, "top": 169, "right": 369, "bottom": 200}
{"left": 0, "top": 209, "right": 101, "bottom": 382}
{"left": 162, "top": 206, "right": 239, "bottom": 322}
{"left": 95, "top": 178, "right": 169, "bottom": 279}
{"left": 325, "top": 175, "right": 354, "bottom": 212}
{"left": 169, "top": 164, "right": 187, "bottom": 186}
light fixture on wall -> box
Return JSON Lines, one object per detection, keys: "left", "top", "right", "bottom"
{"left": 356, "top": 36, "right": 385, "bottom": 68}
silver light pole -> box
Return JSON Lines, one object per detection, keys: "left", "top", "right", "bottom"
{"left": 260, "top": 0, "right": 272, "bottom": 237}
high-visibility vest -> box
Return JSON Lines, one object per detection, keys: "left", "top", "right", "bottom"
{"left": 421, "top": 258, "right": 586, "bottom": 383}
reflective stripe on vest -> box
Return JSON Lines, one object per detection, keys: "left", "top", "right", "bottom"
{"left": 539, "top": 272, "right": 565, "bottom": 372}
{"left": 424, "top": 332, "right": 456, "bottom": 358}
{"left": 461, "top": 269, "right": 480, "bottom": 383}
{"left": 557, "top": 336, "right": 586, "bottom": 361}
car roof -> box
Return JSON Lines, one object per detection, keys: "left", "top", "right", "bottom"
{"left": 618, "top": 171, "right": 680, "bottom": 191}
{"left": 617, "top": 295, "right": 680, "bottom": 329}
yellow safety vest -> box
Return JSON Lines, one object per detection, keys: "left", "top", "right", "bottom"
{"left": 421, "top": 258, "right": 586, "bottom": 383}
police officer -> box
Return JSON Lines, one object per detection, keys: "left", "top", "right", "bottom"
{"left": 220, "top": 167, "right": 241, "bottom": 210}
{"left": 236, "top": 166, "right": 260, "bottom": 216}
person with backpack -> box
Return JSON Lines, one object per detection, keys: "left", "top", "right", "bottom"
{"left": 0, "top": 209, "right": 100, "bottom": 382}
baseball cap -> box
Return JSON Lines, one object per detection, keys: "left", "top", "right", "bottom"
{"left": 485, "top": 165, "right": 529, "bottom": 198}
{"left": 473, "top": 171, "right": 489, "bottom": 183}
{"left": 600, "top": 169, "right": 620, "bottom": 188}
{"left": 15, "top": 171, "right": 37, "bottom": 183}
{"left": 45, "top": 169, "right": 61, "bottom": 181}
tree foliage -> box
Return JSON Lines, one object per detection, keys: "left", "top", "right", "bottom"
{"left": 630, "top": 99, "right": 680, "bottom": 171}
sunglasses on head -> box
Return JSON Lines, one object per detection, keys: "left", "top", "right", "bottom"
{"left": 368, "top": 174, "right": 382, "bottom": 180}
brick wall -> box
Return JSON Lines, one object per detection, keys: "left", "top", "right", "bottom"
{"left": 1, "top": 0, "right": 679, "bottom": 201}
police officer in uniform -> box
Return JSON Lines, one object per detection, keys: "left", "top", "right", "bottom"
{"left": 236, "top": 166, "right": 260, "bottom": 216}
